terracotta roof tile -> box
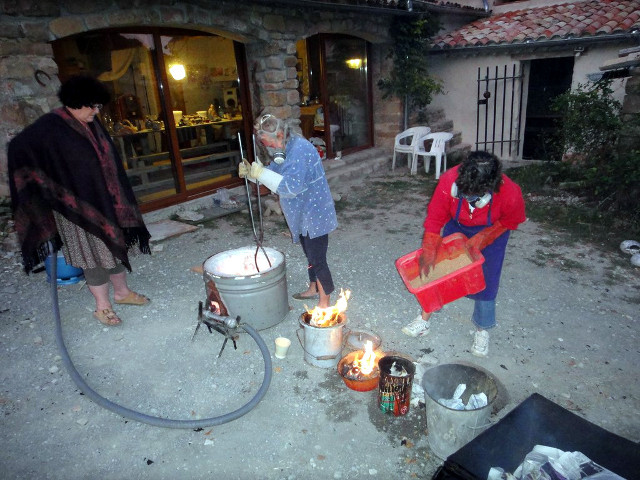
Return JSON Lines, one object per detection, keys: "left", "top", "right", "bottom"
{"left": 432, "top": 0, "right": 640, "bottom": 50}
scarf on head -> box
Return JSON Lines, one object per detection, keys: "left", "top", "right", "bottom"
{"left": 8, "top": 107, "right": 150, "bottom": 273}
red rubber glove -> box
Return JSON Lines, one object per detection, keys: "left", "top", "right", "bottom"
{"left": 466, "top": 221, "right": 508, "bottom": 252}
{"left": 419, "top": 232, "right": 442, "bottom": 276}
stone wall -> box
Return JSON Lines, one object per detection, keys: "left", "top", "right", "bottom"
{"left": 0, "top": 0, "right": 403, "bottom": 198}
{"left": 619, "top": 67, "right": 640, "bottom": 154}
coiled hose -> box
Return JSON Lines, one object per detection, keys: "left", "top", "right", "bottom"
{"left": 49, "top": 252, "right": 272, "bottom": 428}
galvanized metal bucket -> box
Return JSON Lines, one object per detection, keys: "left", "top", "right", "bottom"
{"left": 203, "top": 246, "right": 289, "bottom": 331}
{"left": 297, "top": 312, "right": 348, "bottom": 369}
{"left": 422, "top": 363, "right": 498, "bottom": 459}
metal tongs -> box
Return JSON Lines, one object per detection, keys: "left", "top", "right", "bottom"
{"left": 238, "top": 134, "right": 272, "bottom": 272}
{"left": 192, "top": 301, "right": 240, "bottom": 358}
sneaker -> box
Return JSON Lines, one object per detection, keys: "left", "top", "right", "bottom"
{"left": 402, "top": 315, "right": 430, "bottom": 337}
{"left": 471, "top": 330, "right": 489, "bottom": 357}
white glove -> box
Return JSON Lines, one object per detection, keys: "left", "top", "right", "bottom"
{"left": 249, "top": 158, "right": 265, "bottom": 180}
{"left": 256, "top": 168, "right": 283, "bottom": 193}
{"left": 238, "top": 159, "right": 250, "bottom": 178}
{"left": 239, "top": 157, "right": 283, "bottom": 192}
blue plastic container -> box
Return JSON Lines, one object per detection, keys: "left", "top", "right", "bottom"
{"left": 44, "top": 253, "right": 84, "bottom": 285}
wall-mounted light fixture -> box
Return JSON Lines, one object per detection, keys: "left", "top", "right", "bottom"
{"left": 346, "top": 58, "right": 362, "bottom": 69}
{"left": 169, "top": 64, "right": 186, "bottom": 80}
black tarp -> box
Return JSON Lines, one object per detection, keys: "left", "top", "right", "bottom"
{"left": 432, "top": 393, "right": 640, "bottom": 480}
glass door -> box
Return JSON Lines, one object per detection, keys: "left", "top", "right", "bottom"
{"left": 53, "top": 30, "right": 245, "bottom": 210}
{"left": 161, "top": 35, "right": 243, "bottom": 195}
{"left": 323, "top": 36, "right": 371, "bottom": 156}
{"left": 297, "top": 35, "right": 371, "bottom": 157}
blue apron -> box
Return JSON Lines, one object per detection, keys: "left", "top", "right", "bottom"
{"left": 442, "top": 199, "right": 510, "bottom": 301}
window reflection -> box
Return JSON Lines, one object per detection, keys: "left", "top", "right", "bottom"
{"left": 53, "top": 31, "right": 244, "bottom": 207}
{"left": 296, "top": 35, "right": 371, "bottom": 157}
{"left": 325, "top": 37, "right": 370, "bottom": 153}
{"left": 162, "top": 35, "right": 243, "bottom": 195}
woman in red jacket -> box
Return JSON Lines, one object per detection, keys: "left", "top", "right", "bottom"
{"left": 403, "top": 151, "right": 526, "bottom": 357}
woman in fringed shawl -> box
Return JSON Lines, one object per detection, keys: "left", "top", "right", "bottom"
{"left": 8, "top": 75, "right": 151, "bottom": 326}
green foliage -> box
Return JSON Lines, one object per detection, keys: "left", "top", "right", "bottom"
{"left": 592, "top": 147, "right": 640, "bottom": 205}
{"left": 550, "top": 80, "right": 622, "bottom": 164}
{"left": 377, "top": 16, "right": 443, "bottom": 120}
{"left": 542, "top": 79, "right": 640, "bottom": 220}
{"left": 508, "top": 162, "right": 640, "bottom": 244}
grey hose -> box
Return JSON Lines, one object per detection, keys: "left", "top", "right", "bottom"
{"left": 49, "top": 253, "right": 272, "bottom": 428}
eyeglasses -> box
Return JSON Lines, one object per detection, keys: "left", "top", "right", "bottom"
{"left": 86, "top": 104, "right": 103, "bottom": 110}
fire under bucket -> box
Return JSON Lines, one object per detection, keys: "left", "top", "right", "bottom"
{"left": 378, "top": 355, "right": 416, "bottom": 416}
{"left": 297, "top": 312, "right": 347, "bottom": 369}
{"left": 422, "top": 363, "right": 498, "bottom": 460}
{"left": 203, "top": 246, "right": 289, "bottom": 331}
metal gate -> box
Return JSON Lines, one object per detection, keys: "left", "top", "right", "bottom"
{"left": 476, "top": 64, "right": 524, "bottom": 159}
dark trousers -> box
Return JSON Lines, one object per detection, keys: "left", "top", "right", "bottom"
{"left": 83, "top": 263, "right": 126, "bottom": 286}
{"left": 299, "top": 233, "right": 334, "bottom": 295}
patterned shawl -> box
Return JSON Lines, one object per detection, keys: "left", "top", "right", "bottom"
{"left": 8, "top": 107, "right": 150, "bottom": 273}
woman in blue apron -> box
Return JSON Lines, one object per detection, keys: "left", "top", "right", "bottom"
{"left": 403, "top": 151, "right": 526, "bottom": 357}
{"left": 443, "top": 197, "right": 510, "bottom": 336}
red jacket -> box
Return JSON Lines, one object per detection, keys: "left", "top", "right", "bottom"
{"left": 424, "top": 164, "right": 526, "bottom": 234}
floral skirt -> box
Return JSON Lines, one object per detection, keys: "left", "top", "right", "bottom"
{"left": 53, "top": 212, "right": 119, "bottom": 270}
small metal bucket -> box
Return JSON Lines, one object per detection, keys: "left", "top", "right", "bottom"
{"left": 296, "top": 312, "right": 348, "bottom": 369}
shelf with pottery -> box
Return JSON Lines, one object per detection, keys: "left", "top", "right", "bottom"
{"left": 125, "top": 141, "right": 240, "bottom": 192}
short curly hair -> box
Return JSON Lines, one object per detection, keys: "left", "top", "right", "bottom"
{"left": 456, "top": 150, "right": 503, "bottom": 195}
{"left": 58, "top": 75, "right": 110, "bottom": 109}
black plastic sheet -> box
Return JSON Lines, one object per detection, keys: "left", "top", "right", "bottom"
{"left": 432, "top": 393, "right": 640, "bottom": 480}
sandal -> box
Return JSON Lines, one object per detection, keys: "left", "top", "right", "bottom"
{"left": 114, "top": 291, "right": 150, "bottom": 306}
{"left": 292, "top": 292, "right": 319, "bottom": 301}
{"left": 93, "top": 308, "right": 122, "bottom": 326}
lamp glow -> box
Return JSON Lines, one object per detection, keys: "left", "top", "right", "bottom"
{"left": 169, "top": 64, "right": 186, "bottom": 80}
{"left": 346, "top": 58, "right": 362, "bottom": 69}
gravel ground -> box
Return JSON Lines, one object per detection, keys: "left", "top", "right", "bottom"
{"left": 1, "top": 170, "right": 639, "bottom": 479}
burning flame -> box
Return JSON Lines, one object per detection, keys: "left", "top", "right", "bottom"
{"left": 353, "top": 340, "right": 376, "bottom": 375}
{"left": 307, "top": 289, "right": 351, "bottom": 327}
{"left": 210, "top": 300, "right": 220, "bottom": 314}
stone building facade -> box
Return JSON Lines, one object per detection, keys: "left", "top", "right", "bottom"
{"left": 0, "top": 0, "right": 406, "bottom": 203}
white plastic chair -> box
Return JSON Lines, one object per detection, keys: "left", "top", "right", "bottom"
{"left": 414, "top": 131, "right": 454, "bottom": 178}
{"left": 392, "top": 126, "right": 430, "bottom": 171}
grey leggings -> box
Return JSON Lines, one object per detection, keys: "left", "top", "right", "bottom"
{"left": 83, "top": 264, "right": 126, "bottom": 286}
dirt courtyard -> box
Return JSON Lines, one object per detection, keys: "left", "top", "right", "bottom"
{"left": 1, "top": 170, "right": 638, "bottom": 479}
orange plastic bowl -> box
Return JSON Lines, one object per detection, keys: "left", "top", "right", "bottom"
{"left": 337, "top": 351, "right": 379, "bottom": 392}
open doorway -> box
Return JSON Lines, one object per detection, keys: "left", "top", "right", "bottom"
{"left": 522, "top": 57, "right": 574, "bottom": 160}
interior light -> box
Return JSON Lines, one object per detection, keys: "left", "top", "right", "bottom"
{"left": 169, "top": 64, "right": 186, "bottom": 80}
{"left": 346, "top": 58, "right": 362, "bottom": 69}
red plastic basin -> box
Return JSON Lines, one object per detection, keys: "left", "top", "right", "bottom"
{"left": 395, "top": 233, "right": 485, "bottom": 313}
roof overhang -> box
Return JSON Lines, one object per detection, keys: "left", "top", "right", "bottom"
{"left": 251, "top": 0, "right": 414, "bottom": 16}
{"left": 413, "top": 0, "right": 489, "bottom": 17}
{"left": 250, "top": 0, "right": 489, "bottom": 17}
{"left": 429, "top": 32, "right": 640, "bottom": 56}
